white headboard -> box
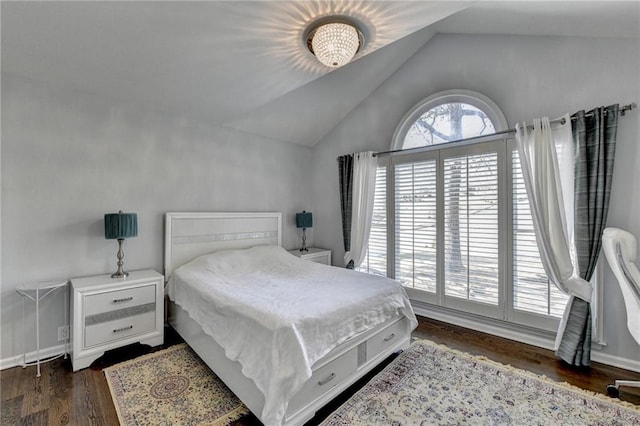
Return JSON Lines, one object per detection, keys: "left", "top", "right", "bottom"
{"left": 164, "top": 212, "right": 282, "bottom": 281}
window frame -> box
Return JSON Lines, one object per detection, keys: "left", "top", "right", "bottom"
{"left": 389, "top": 150, "right": 440, "bottom": 303}
{"left": 383, "top": 90, "right": 571, "bottom": 333}
{"left": 440, "top": 139, "right": 506, "bottom": 319}
{"left": 389, "top": 139, "right": 509, "bottom": 319}
{"left": 391, "top": 89, "right": 509, "bottom": 151}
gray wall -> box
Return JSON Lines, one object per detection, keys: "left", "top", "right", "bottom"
{"left": 311, "top": 34, "right": 640, "bottom": 362}
{"left": 1, "top": 74, "right": 313, "bottom": 360}
{"left": 2, "top": 32, "right": 638, "bottom": 367}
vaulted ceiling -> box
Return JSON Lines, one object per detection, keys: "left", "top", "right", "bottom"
{"left": 3, "top": 1, "right": 639, "bottom": 146}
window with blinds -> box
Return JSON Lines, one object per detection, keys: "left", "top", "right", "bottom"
{"left": 357, "top": 90, "right": 578, "bottom": 332}
{"left": 512, "top": 151, "right": 568, "bottom": 317}
{"left": 359, "top": 140, "right": 569, "bottom": 330}
{"left": 357, "top": 167, "right": 387, "bottom": 276}
{"left": 444, "top": 153, "right": 499, "bottom": 305}
{"left": 395, "top": 160, "right": 437, "bottom": 292}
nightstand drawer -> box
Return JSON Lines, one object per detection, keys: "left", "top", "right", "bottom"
{"left": 288, "top": 248, "right": 332, "bottom": 265}
{"left": 84, "top": 311, "right": 156, "bottom": 348}
{"left": 84, "top": 284, "right": 156, "bottom": 316}
{"left": 307, "top": 255, "right": 329, "bottom": 265}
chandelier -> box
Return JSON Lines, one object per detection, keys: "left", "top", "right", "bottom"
{"left": 306, "top": 18, "right": 364, "bottom": 68}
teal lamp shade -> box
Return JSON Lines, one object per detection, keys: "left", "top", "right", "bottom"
{"left": 104, "top": 212, "right": 138, "bottom": 239}
{"left": 104, "top": 211, "right": 137, "bottom": 278}
{"left": 296, "top": 211, "right": 313, "bottom": 229}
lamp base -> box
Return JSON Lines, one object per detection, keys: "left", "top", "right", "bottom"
{"left": 300, "top": 228, "right": 309, "bottom": 252}
{"left": 111, "top": 238, "right": 129, "bottom": 279}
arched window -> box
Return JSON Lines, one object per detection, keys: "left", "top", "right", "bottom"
{"left": 392, "top": 90, "right": 508, "bottom": 150}
{"left": 362, "top": 89, "right": 568, "bottom": 332}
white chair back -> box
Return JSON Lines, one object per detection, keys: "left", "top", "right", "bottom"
{"left": 602, "top": 227, "right": 640, "bottom": 345}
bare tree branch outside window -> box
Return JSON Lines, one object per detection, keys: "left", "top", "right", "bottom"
{"left": 403, "top": 103, "right": 495, "bottom": 272}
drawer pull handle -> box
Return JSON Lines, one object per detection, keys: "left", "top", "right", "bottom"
{"left": 113, "top": 325, "right": 133, "bottom": 333}
{"left": 383, "top": 333, "right": 396, "bottom": 342}
{"left": 113, "top": 297, "right": 134, "bottom": 303}
{"left": 317, "top": 373, "right": 336, "bottom": 386}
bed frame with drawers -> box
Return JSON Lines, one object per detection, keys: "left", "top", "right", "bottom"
{"left": 164, "top": 212, "right": 412, "bottom": 426}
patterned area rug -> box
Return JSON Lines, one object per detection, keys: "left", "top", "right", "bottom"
{"left": 105, "top": 343, "right": 250, "bottom": 426}
{"left": 321, "top": 339, "right": 640, "bottom": 425}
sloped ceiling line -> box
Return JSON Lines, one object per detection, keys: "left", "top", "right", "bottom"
{"left": 3, "top": 2, "right": 637, "bottom": 147}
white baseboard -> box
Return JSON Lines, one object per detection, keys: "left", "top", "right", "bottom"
{"left": 592, "top": 351, "right": 640, "bottom": 374}
{"left": 413, "top": 303, "right": 640, "bottom": 374}
{"left": 4, "top": 308, "right": 639, "bottom": 376}
{"left": 0, "top": 343, "right": 67, "bottom": 371}
{"left": 413, "top": 303, "right": 556, "bottom": 350}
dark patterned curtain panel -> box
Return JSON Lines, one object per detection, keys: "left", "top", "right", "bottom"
{"left": 573, "top": 104, "right": 619, "bottom": 280}
{"left": 338, "top": 154, "right": 354, "bottom": 269}
{"left": 556, "top": 104, "right": 619, "bottom": 366}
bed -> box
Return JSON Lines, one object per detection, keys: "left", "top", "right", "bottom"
{"left": 164, "top": 212, "right": 417, "bottom": 426}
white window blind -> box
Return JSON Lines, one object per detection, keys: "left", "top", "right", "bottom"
{"left": 512, "top": 151, "right": 568, "bottom": 317}
{"left": 357, "top": 90, "right": 590, "bottom": 333}
{"left": 395, "top": 160, "right": 437, "bottom": 292}
{"left": 443, "top": 153, "right": 499, "bottom": 305}
{"left": 358, "top": 167, "right": 387, "bottom": 276}
{"left": 357, "top": 141, "right": 572, "bottom": 330}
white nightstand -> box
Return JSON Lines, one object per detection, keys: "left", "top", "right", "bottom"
{"left": 288, "top": 247, "right": 332, "bottom": 265}
{"left": 70, "top": 269, "right": 164, "bottom": 371}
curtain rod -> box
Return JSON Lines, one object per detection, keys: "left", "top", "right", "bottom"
{"left": 370, "top": 102, "right": 637, "bottom": 158}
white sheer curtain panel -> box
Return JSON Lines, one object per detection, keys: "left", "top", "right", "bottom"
{"left": 515, "top": 116, "right": 592, "bottom": 349}
{"left": 344, "top": 151, "right": 378, "bottom": 268}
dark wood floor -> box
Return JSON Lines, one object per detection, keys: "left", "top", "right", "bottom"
{"left": 2, "top": 316, "right": 639, "bottom": 425}
{"left": 412, "top": 317, "right": 640, "bottom": 405}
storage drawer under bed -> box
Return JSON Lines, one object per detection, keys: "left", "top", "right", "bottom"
{"left": 366, "top": 317, "right": 408, "bottom": 359}
{"left": 287, "top": 346, "right": 358, "bottom": 414}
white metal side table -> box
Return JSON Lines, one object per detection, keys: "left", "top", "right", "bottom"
{"left": 16, "top": 280, "right": 69, "bottom": 377}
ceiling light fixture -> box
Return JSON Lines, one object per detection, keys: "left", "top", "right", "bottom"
{"left": 305, "top": 18, "right": 364, "bottom": 68}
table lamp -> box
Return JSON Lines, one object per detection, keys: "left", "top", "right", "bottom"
{"left": 104, "top": 210, "right": 138, "bottom": 278}
{"left": 296, "top": 211, "right": 313, "bottom": 252}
